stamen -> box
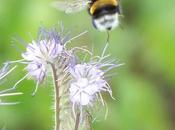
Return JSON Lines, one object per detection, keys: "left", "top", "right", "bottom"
{"left": 104, "top": 101, "right": 108, "bottom": 120}
{"left": 7, "top": 59, "right": 26, "bottom": 64}
{"left": 105, "top": 82, "right": 116, "bottom": 100}
{"left": 98, "top": 92, "right": 105, "bottom": 106}
{"left": 0, "top": 92, "right": 23, "bottom": 97}
{"left": 0, "top": 73, "right": 29, "bottom": 94}
{"left": 71, "top": 47, "right": 92, "bottom": 56}
{"left": 101, "top": 43, "right": 109, "bottom": 58}
{"left": 0, "top": 65, "right": 17, "bottom": 80}
{"left": 31, "top": 81, "right": 39, "bottom": 96}
{"left": 0, "top": 88, "right": 15, "bottom": 94}
{"left": 65, "top": 31, "right": 88, "bottom": 46}
{"left": 0, "top": 102, "right": 20, "bottom": 106}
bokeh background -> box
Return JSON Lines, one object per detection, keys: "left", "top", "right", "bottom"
{"left": 0, "top": 0, "right": 175, "bottom": 130}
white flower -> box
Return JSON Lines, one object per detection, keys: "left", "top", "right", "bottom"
{"left": 21, "top": 39, "right": 63, "bottom": 83}
{"left": 22, "top": 39, "right": 63, "bottom": 64}
{"left": 21, "top": 27, "right": 66, "bottom": 83}
{"left": 69, "top": 64, "right": 109, "bottom": 106}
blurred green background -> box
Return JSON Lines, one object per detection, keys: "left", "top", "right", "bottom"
{"left": 0, "top": 0, "right": 175, "bottom": 130}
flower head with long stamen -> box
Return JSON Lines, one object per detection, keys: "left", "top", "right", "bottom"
{"left": 2, "top": 25, "right": 91, "bottom": 130}
{"left": 69, "top": 63, "right": 106, "bottom": 106}
{"left": 1, "top": 26, "right": 80, "bottom": 97}
{"left": 21, "top": 27, "right": 67, "bottom": 83}
{"left": 68, "top": 44, "right": 121, "bottom": 123}
{"left": 22, "top": 39, "right": 63, "bottom": 64}
{"left": 1, "top": 23, "right": 121, "bottom": 130}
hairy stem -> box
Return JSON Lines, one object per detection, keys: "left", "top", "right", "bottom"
{"left": 74, "top": 113, "right": 80, "bottom": 130}
{"left": 50, "top": 63, "right": 60, "bottom": 130}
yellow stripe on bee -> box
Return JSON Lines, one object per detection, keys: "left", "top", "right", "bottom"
{"left": 90, "top": 0, "right": 118, "bottom": 15}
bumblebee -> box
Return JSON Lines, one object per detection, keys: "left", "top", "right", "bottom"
{"left": 51, "top": 0, "right": 121, "bottom": 31}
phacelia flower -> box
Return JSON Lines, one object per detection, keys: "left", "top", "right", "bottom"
{"left": 21, "top": 27, "right": 68, "bottom": 84}
{"left": 12, "top": 26, "right": 89, "bottom": 97}
{"left": 69, "top": 64, "right": 106, "bottom": 106}
{"left": 22, "top": 39, "right": 63, "bottom": 64}
{"left": 68, "top": 43, "right": 121, "bottom": 122}
{"left": 22, "top": 37, "right": 64, "bottom": 83}
{"left": 2, "top": 26, "right": 79, "bottom": 96}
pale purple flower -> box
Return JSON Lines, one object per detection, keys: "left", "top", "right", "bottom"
{"left": 21, "top": 27, "right": 67, "bottom": 83}
{"left": 68, "top": 43, "right": 121, "bottom": 122}
{"left": 0, "top": 23, "right": 121, "bottom": 129}
{"left": 22, "top": 39, "right": 63, "bottom": 64}
{"left": 69, "top": 64, "right": 106, "bottom": 106}
{"left": 0, "top": 26, "right": 76, "bottom": 97}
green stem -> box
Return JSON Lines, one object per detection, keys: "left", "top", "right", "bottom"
{"left": 50, "top": 63, "right": 60, "bottom": 130}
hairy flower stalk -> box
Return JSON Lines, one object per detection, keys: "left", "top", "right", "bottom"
{"left": 2, "top": 25, "right": 120, "bottom": 130}
{"left": 3, "top": 26, "right": 87, "bottom": 130}
{"left": 50, "top": 63, "right": 60, "bottom": 130}
{"left": 49, "top": 55, "right": 73, "bottom": 130}
{"left": 21, "top": 27, "right": 77, "bottom": 130}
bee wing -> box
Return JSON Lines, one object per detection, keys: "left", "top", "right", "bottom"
{"left": 51, "top": 0, "right": 89, "bottom": 14}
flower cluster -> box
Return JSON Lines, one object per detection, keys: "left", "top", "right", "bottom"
{"left": 22, "top": 29, "right": 65, "bottom": 83}
{"left": 2, "top": 26, "right": 120, "bottom": 130}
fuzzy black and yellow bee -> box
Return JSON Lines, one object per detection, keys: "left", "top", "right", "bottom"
{"left": 51, "top": 0, "right": 121, "bottom": 31}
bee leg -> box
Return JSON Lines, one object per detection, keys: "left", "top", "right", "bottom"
{"left": 106, "top": 31, "right": 110, "bottom": 44}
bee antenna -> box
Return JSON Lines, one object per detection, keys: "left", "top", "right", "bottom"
{"left": 106, "top": 31, "right": 110, "bottom": 44}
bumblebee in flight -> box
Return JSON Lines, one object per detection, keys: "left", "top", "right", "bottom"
{"left": 51, "top": 0, "right": 121, "bottom": 31}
